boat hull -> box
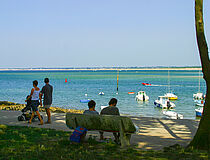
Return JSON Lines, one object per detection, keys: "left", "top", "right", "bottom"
{"left": 154, "top": 100, "right": 175, "bottom": 109}
{"left": 193, "top": 93, "right": 204, "bottom": 100}
{"left": 154, "top": 101, "right": 161, "bottom": 108}
{"left": 195, "top": 111, "right": 202, "bottom": 117}
{"left": 142, "top": 83, "right": 151, "bottom": 86}
{"left": 99, "top": 92, "right": 104, "bottom": 95}
{"left": 169, "top": 97, "right": 178, "bottom": 100}
{"left": 80, "top": 99, "right": 90, "bottom": 103}
{"left": 136, "top": 95, "right": 149, "bottom": 101}
{"left": 135, "top": 91, "right": 149, "bottom": 101}
{"left": 128, "top": 92, "right": 135, "bottom": 95}
{"left": 195, "top": 108, "right": 203, "bottom": 117}
{"left": 162, "top": 111, "right": 183, "bottom": 119}
{"left": 164, "top": 93, "right": 178, "bottom": 100}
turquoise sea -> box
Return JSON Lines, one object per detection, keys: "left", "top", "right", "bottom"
{"left": 0, "top": 70, "right": 206, "bottom": 119}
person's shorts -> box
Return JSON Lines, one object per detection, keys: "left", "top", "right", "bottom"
{"left": 44, "top": 105, "right": 51, "bottom": 109}
{"left": 31, "top": 100, "right": 39, "bottom": 112}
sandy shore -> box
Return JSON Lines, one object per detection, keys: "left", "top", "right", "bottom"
{"left": 0, "top": 110, "right": 199, "bottom": 150}
{"left": 0, "top": 67, "right": 201, "bottom": 71}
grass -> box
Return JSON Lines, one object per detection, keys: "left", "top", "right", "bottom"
{"left": 0, "top": 124, "right": 209, "bottom": 160}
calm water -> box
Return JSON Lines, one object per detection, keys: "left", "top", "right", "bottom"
{"left": 0, "top": 70, "right": 206, "bottom": 119}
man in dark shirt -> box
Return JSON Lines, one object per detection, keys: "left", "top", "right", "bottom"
{"left": 100, "top": 98, "right": 120, "bottom": 143}
{"left": 100, "top": 99, "right": 120, "bottom": 116}
{"left": 40, "top": 78, "right": 53, "bottom": 124}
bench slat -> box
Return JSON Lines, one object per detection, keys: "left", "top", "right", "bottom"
{"left": 66, "top": 113, "right": 136, "bottom": 133}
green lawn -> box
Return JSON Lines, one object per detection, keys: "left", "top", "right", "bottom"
{"left": 0, "top": 124, "right": 209, "bottom": 160}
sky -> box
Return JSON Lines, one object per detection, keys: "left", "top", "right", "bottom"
{"left": 0, "top": 0, "right": 209, "bottom": 68}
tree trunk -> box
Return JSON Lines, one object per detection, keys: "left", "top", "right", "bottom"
{"left": 189, "top": 0, "right": 210, "bottom": 151}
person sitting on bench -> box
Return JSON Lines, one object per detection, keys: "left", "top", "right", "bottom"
{"left": 83, "top": 100, "right": 99, "bottom": 115}
{"left": 100, "top": 98, "right": 120, "bottom": 143}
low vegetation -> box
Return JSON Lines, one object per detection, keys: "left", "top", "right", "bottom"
{"left": 0, "top": 124, "right": 209, "bottom": 160}
{"left": 0, "top": 101, "right": 83, "bottom": 114}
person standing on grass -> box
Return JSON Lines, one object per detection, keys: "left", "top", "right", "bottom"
{"left": 40, "top": 78, "right": 53, "bottom": 124}
{"left": 27, "top": 80, "right": 43, "bottom": 125}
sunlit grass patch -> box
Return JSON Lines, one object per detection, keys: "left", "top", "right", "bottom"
{"left": 0, "top": 124, "right": 7, "bottom": 130}
{"left": 0, "top": 124, "right": 209, "bottom": 160}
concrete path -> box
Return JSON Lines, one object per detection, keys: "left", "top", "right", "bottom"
{"left": 0, "top": 110, "right": 199, "bottom": 150}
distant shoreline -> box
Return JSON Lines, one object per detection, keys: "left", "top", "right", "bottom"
{"left": 0, "top": 67, "right": 202, "bottom": 71}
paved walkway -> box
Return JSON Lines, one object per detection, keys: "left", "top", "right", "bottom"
{"left": 0, "top": 110, "right": 199, "bottom": 150}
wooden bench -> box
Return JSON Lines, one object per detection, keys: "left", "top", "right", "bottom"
{"left": 66, "top": 113, "right": 136, "bottom": 147}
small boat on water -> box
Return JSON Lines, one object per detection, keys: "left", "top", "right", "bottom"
{"left": 196, "top": 103, "right": 204, "bottom": 107}
{"left": 193, "top": 71, "right": 204, "bottom": 100}
{"left": 162, "top": 110, "right": 183, "bottom": 119}
{"left": 142, "top": 83, "right": 151, "bottom": 86}
{"left": 128, "top": 92, "right": 135, "bottom": 95}
{"left": 80, "top": 99, "right": 90, "bottom": 103}
{"left": 99, "top": 92, "right": 105, "bottom": 95}
{"left": 135, "top": 91, "right": 149, "bottom": 101}
{"left": 193, "top": 92, "right": 204, "bottom": 100}
{"left": 194, "top": 99, "right": 204, "bottom": 104}
{"left": 164, "top": 93, "right": 178, "bottom": 100}
{"left": 154, "top": 96, "right": 176, "bottom": 109}
{"left": 164, "top": 70, "right": 178, "bottom": 100}
{"left": 194, "top": 99, "right": 205, "bottom": 107}
{"left": 195, "top": 107, "right": 203, "bottom": 117}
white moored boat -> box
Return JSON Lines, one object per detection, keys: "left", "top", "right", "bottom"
{"left": 195, "top": 107, "right": 203, "bottom": 117}
{"left": 135, "top": 91, "right": 149, "bottom": 101}
{"left": 193, "top": 71, "right": 204, "bottom": 100}
{"left": 162, "top": 110, "right": 183, "bottom": 119}
{"left": 164, "top": 70, "right": 178, "bottom": 100}
{"left": 99, "top": 92, "right": 105, "bottom": 95}
{"left": 194, "top": 99, "right": 205, "bottom": 107}
{"left": 193, "top": 92, "right": 204, "bottom": 100}
{"left": 154, "top": 96, "right": 176, "bottom": 109}
{"left": 164, "top": 93, "right": 178, "bottom": 100}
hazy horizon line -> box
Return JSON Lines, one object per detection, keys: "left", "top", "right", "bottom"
{"left": 0, "top": 65, "right": 201, "bottom": 69}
